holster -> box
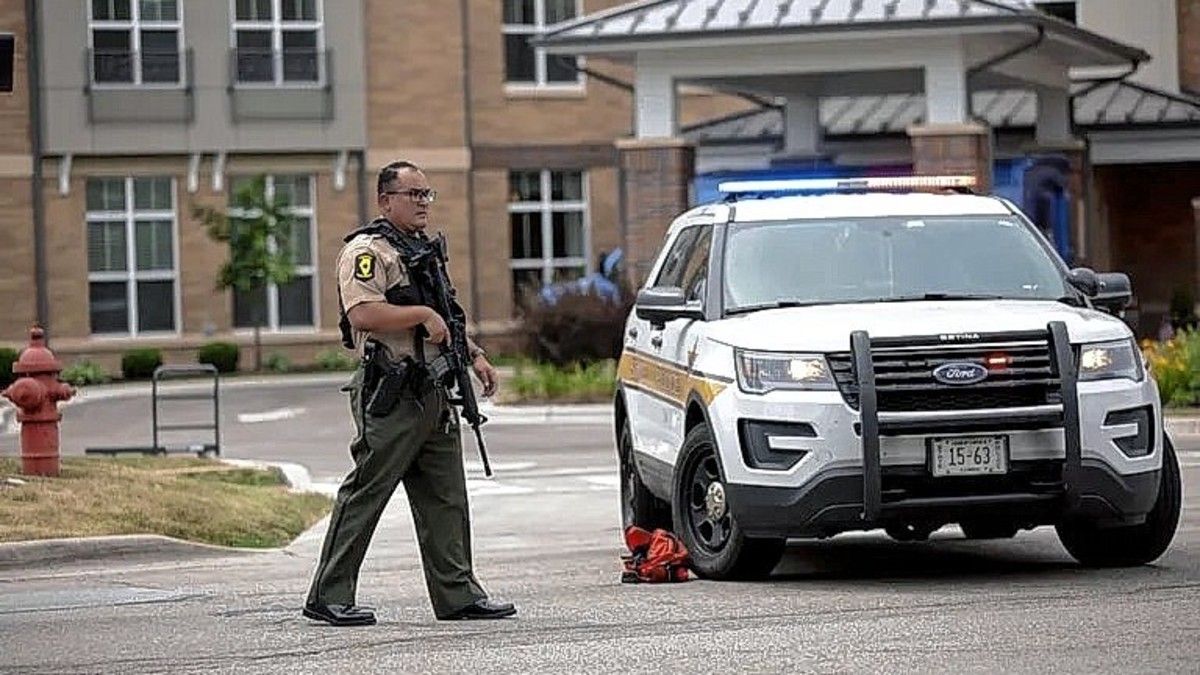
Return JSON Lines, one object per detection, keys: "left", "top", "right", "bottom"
{"left": 363, "top": 342, "right": 431, "bottom": 417}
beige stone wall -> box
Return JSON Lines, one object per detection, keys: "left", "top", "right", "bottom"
{"left": 365, "top": 0, "right": 467, "bottom": 151}
{"left": 42, "top": 168, "right": 88, "bottom": 341}
{"left": 0, "top": 0, "right": 29, "bottom": 157}
{"left": 618, "top": 141, "right": 695, "bottom": 285}
{"left": 313, "top": 166, "right": 363, "bottom": 333}
{"left": 428, "top": 169, "right": 476, "bottom": 320}
{"left": 471, "top": 169, "right": 512, "bottom": 324}
{"left": 179, "top": 172, "right": 232, "bottom": 335}
{"left": 1181, "top": 0, "right": 1200, "bottom": 95}
{"left": 0, "top": 1, "right": 34, "bottom": 348}
{"left": 0, "top": 177, "right": 35, "bottom": 345}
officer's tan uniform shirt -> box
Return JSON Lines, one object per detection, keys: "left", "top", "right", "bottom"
{"left": 337, "top": 232, "right": 420, "bottom": 362}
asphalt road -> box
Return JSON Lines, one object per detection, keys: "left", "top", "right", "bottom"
{"left": 1, "top": 379, "right": 1198, "bottom": 673}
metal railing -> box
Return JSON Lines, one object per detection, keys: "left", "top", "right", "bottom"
{"left": 87, "top": 48, "right": 190, "bottom": 87}
{"left": 230, "top": 47, "right": 327, "bottom": 86}
{"left": 85, "top": 364, "right": 221, "bottom": 458}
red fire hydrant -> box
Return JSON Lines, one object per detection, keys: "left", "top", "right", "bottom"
{"left": 2, "top": 326, "right": 75, "bottom": 477}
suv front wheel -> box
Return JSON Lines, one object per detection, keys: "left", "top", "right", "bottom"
{"left": 1055, "top": 434, "right": 1182, "bottom": 567}
{"left": 619, "top": 419, "right": 671, "bottom": 532}
{"left": 672, "top": 426, "right": 786, "bottom": 580}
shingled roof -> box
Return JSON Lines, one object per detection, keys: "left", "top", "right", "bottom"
{"left": 538, "top": 0, "right": 1146, "bottom": 62}
{"left": 683, "top": 80, "right": 1200, "bottom": 143}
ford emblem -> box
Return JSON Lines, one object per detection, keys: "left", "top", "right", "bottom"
{"left": 932, "top": 362, "right": 988, "bottom": 385}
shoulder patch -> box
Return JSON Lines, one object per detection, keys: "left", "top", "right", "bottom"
{"left": 354, "top": 252, "right": 376, "bottom": 280}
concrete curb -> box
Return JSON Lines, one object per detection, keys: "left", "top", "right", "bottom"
{"left": 220, "top": 458, "right": 321, "bottom": 494}
{"left": 1166, "top": 416, "right": 1200, "bottom": 438}
{"left": 68, "top": 371, "right": 354, "bottom": 406}
{"left": 0, "top": 458, "right": 327, "bottom": 571}
{"left": 0, "top": 534, "right": 277, "bottom": 570}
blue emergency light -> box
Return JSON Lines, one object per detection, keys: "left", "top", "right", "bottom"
{"left": 716, "top": 175, "right": 977, "bottom": 197}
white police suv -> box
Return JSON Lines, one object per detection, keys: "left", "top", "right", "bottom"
{"left": 615, "top": 176, "right": 1181, "bottom": 580}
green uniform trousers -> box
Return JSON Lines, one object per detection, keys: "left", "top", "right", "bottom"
{"left": 306, "top": 366, "right": 486, "bottom": 617}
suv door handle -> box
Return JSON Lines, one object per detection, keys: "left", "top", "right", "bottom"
{"left": 628, "top": 327, "right": 639, "bottom": 339}
{"left": 650, "top": 335, "right": 663, "bottom": 348}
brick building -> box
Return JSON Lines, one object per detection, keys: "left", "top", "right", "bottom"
{"left": 0, "top": 0, "right": 750, "bottom": 369}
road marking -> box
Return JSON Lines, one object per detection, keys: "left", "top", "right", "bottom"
{"left": 463, "top": 461, "right": 538, "bottom": 474}
{"left": 483, "top": 416, "right": 612, "bottom": 427}
{"left": 236, "top": 407, "right": 305, "bottom": 424}
{"left": 465, "top": 465, "right": 616, "bottom": 479}
{"left": 465, "top": 480, "right": 536, "bottom": 496}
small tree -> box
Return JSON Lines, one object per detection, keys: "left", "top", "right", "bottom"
{"left": 193, "top": 175, "right": 297, "bottom": 371}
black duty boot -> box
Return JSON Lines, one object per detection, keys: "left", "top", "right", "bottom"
{"left": 303, "top": 603, "right": 378, "bottom": 626}
{"left": 438, "top": 598, "right": 517, "bottom": 621}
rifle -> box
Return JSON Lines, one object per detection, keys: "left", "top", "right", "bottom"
{"left": 391, "top": 230, "right": 494, "bottom": 478}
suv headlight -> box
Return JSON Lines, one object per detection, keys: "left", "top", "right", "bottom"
{"left": 735, "top": 349, "right": 835, "bottom": 394}
{"left": 1078, "top": 338, "right": 1144, "bottom": 382}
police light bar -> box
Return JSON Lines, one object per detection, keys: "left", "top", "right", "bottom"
{"left": 717, "top": 175, "right": 977, "bottom": 195}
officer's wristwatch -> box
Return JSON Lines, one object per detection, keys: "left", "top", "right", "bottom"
{"left": 469, "top": 346, "right": 486, "bottom": 361}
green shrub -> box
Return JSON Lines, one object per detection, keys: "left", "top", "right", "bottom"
{"left": 509, "top": 359, "right": 616, "bottom": 403}
{"left": 121, "top": 348, "right": 163, "bottom": 380}
{"left": 1143, "top": 331, "right": 1200, "bottom": 407}
{"left": 0, "top": 347, "right": 17, "bottom": 389}
{"left": 265, "top": 352, "right": 291, "bottom": 373}
{"left": 197, "top": 341, "right": 240, "bottom": 373}
{"left": 61, "top": 360, "right": 112, "bottom": 386}
{"left": 315, "top": 349, "right": 357, "bottom": 371}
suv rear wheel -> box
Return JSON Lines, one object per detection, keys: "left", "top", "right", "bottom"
{"left": 672, "top": 426, "right": 785, "bottom": 580}
{"left": 1056, "top": 434, "right": 1182, "bottom": 567}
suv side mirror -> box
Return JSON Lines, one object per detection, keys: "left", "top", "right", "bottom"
{"left": 635, "top": 286, "right": 703, "bottom": 328}
{"left": 1094, "top": 272, "right": 1133, "bottom": 314}
{"left": 1067, "top": 267, "right": 1099, "bottom": 296}
{"left": 1068, "top": 267, "right": 1132, "bottom": 315}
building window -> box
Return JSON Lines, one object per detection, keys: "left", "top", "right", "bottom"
{"left": 89, "top": 0, "right": 183, "bottom": 86}
{"left": 228, "top": 175, "right": 317, "bottom": 330}
{"left": 232, "top": 0, "right": 323, "bottom": 85}
{"left": 86, "top": 177, "right": 179, "bottom": 336}
{"left": 509, "top": 170, "right": 589, "bottom": 305}
{"left": 502, "top": 0, "right": 581, "bottom": 87}
{"left": 1032, "top": 1, "right": 1077, "bottom": 24}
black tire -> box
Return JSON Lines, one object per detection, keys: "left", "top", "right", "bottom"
{"left": 1056, "top": 434, "right": 1182, "bottom": 567}
{"left": 959, "top": 521, "right": 1019, "bottom": 540}
{"left": 671, "top": 425, "right": 785, "bottom": 580}
{"left": 618, "top": 420, "right": 671, "bottom": 532}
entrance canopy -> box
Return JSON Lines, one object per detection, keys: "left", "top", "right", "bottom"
{"left": 539, "top": 0, "right": 1149, "bottom": 148}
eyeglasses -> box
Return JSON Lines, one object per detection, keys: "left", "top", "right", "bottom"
{"left": 383, "top": 188, "right": 438, "bottom": 203}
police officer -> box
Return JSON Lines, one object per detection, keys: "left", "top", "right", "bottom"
{"left": 303, "top": 160, "right": 515, "bottom": 625}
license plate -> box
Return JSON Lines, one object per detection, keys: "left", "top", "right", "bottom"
{"left": 929, "top": 435, "right": 1008, "bottom": 477}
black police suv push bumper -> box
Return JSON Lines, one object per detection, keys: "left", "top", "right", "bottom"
{"left": 725, "top": 322, "right": 1162, "bottom": 539}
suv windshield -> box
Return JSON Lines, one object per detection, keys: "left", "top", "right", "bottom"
{"left": 723, "top": 216, "right": 1071, "bottom": 312}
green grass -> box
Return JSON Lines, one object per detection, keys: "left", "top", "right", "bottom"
{"left": 501, "top": 359, "right": 616, "bottom": 404}
{"left": 0, "top": 457, "right": 332, "bottom": 548}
